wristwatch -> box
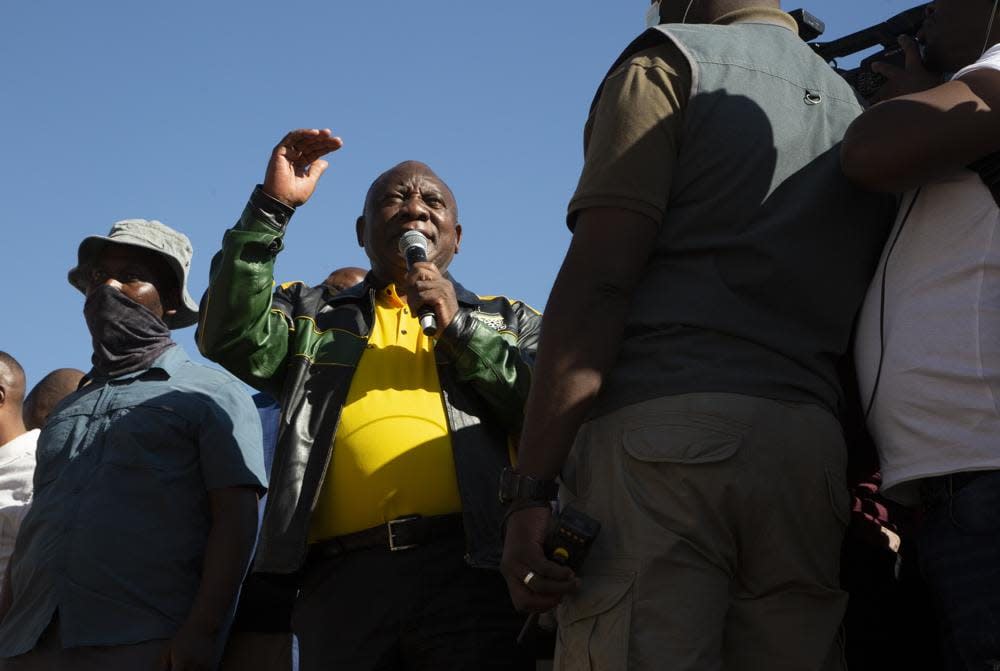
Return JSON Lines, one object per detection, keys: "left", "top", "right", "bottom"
{"left": 498, "top": 467, "right": 559, "bottom": 505}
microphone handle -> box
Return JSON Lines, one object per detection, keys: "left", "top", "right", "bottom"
{"left": 404, "top": 244, "right": 439, "bottom": 336}
{"left": 419, "top": 310, "right": 438, "bottom": 337}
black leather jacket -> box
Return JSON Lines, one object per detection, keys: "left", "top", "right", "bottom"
{"left": 198, "top": 188, "right": 541, "bottom": 574}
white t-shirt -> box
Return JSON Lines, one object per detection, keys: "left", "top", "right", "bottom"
{"left": 855, "top": 47, "right": 1000, "bottom": 505}
{"left": 0, "top": 429, "right": 38, "bottom": 597}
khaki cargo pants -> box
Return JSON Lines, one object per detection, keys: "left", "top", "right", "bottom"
{"left": 554, "top": 393, "right": 849, "bottom": 671}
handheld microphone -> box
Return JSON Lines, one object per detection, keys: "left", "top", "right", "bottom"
{"left": 398, "top": 230, "right": 438, "bottom": 336}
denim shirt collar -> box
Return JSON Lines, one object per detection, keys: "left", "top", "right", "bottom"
{"left": 85, "top": 343, "right": 185, "bottom": 385}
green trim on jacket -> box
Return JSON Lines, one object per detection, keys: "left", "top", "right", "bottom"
{"left": 198, "top": 187, "right": 541, "bottom": 573}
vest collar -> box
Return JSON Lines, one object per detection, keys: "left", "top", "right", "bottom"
{"left": 712, "top": 7, "right": 797, "bottom": 33}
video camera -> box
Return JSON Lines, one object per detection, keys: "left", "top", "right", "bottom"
{"left": 791, "top": 4, "right": 930, "bottom": 99}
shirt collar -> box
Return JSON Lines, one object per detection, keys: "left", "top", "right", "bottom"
{"left": 85, "top": 343, "right": 187, "bottom": 384}
{"left": 377, "top": 284, "right": 408, "bottom": 309}
{"left": 0, "top": 429, "right": 39, "bottom": 456}
{"left": 712, "top": 7, "right": 798, "bottom": 33}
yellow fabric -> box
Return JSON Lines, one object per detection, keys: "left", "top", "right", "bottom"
{"left": 308, "top": 284, "right": 461, "bottom": 541}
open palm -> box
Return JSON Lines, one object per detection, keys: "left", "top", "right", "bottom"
{"left": 262, "top": 128, "right": 343, "bottom": 207}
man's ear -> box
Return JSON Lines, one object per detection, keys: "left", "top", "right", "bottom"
{"left": 356, "top": 216, "right": 366, "bottom": 248}
{"left": 454, "top": 223, "right": 462, "bottom": 255}
{"left": 0, "top": 385, "right": 6, "bottom": 409}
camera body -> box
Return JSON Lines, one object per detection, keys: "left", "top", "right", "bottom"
{"left": 793, "top": 4, "right": 929, "bottom": 99}
{"left": 843, "top": 47, "right": 909, "bottom": 100}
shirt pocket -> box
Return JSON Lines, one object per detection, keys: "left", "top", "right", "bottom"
{"left": 101, "top": 402, "right": 197, "bottom": 474}
{"left": 34, "top": 413, "right": 92, "bottom": 488}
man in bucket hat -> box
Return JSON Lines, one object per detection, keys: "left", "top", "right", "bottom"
{"left": 0, "top": 220, "right": 267, "bottom": 671}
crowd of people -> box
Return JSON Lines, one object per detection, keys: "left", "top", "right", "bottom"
{"left": 1, "top": 0, "right": 999, "bottom": 669}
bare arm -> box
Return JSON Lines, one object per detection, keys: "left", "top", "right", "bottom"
{"left": 500, "top": 207, "right": 657, "bottom": 612}
{"left": 158, "top": 487, "right": 260, "bottom": 671}
{"left": 842, "top": 39, "right": 1000, "bottom": 192}
{"left": 516, "top": 208, "right": 657, "bottom": 478}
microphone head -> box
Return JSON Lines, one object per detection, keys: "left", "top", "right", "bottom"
{"left": 398, "top": 230, "right": 428, "bottom": 255}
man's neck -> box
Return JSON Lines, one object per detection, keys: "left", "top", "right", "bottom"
{"left": 0, "top": 418, "right": 28, "bottom": 449}
{"left": 686, "top": 0, "right": 780, "bottom": 24}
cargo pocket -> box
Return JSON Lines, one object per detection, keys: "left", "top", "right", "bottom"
{"left": 556, "top": 566, "right": 636, "bottom": 671}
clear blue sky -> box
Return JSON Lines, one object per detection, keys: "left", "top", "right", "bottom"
{"left": 1, "top": 0, "right": 915, "bottom": 389}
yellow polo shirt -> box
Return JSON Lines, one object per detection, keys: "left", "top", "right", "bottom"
{"left": 308, "top": 284, "right": 462, "bottom": 541}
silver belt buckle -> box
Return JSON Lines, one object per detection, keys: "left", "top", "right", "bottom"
{"left": 387, "top": 516, "right": 420, "bottom": 551}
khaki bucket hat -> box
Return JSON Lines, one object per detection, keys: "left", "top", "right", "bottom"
{"left": 67, "top": 219, "right": 200, "bottom": 329}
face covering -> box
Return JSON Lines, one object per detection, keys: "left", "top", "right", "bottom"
{"left": 84, "top": 285, "right": 174, "bottom": 378}
{"left": 645, "top": 1, "right": 661, "bottom": 28}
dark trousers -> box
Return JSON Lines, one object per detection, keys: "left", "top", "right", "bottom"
{"left": 291, "top": 536, "right": 532, "bottom": 671}
{"left": 841, "top": 539, "right": 942, "bottom": 670}
{"left": 919, "top": 470, "right": 1000, "bottom": 671}
{"left": 0, "top": 617, "right": 164, "bottom": 671}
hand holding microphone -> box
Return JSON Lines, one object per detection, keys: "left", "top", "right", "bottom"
{"left": 398, "top": 230, "right": 459, "bottom": 336}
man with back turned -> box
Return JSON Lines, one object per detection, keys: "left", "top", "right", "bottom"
{"left": 500, "top": 1, "right": 896, "bottom": 669}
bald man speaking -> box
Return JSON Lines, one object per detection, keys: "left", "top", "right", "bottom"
{"left": 199, "top": 129, "right": 540, "bottom": 671}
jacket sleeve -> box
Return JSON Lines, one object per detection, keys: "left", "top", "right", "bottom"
{"left": 434, "top": 300, "right": 541, "bottom": 433}
{"left": 196, "top": 186, "right": 296, "bottom": 397}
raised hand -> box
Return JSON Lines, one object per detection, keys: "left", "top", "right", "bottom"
{"left": 262, "top": 128, "right": 343, "bottom": 208}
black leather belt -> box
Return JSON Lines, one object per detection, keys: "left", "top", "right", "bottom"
{"left": 310, "top": 514, "right": 464, "bottom": 560}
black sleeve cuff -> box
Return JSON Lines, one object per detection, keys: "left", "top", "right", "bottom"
{"left": 249, "top": 185, "right": 296, "bottom": 230}
{"left": 435, "top": 307, "right": 477, "bottom": 360}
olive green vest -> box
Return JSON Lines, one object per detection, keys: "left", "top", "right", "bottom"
{"left": 594, "top": 20, "right": 895, "bottom": 417}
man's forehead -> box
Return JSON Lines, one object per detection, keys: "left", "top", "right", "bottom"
{"left": 370, "top": 162, "right": 453, "bottom": 197}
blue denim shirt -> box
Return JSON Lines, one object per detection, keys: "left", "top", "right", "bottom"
{"left": 252, "top": 393, "right": 280, "bottom": 476}
{"left": 0, "top": 345, "right": 266, "bottom": 656}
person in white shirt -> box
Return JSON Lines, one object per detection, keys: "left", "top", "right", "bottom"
{"left": 0, "top": 352, "right": 37, "bottom": 611}
{"left": 842, "top": 0, "right": 1000, "bottom": 667}
{"left": 21, "top": 368, "right": 84, "bottom": 433}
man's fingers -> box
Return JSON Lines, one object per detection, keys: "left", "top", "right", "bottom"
{"left": 503, "top": 561, "right": 571, "bottom": 611}
{"left": 870, "top": 61, "right": 904, "bottom": 79}
{"left": 898, "top": 34, "right": 922, "bottom": 70}
{"left": 509, "top": 558, "right": 577, "bottom": 591}
{"left": 521, "top": 570, "right": 578, "bottom": 595}
{"left": 298, "top": 140, "right": 343, "bottom": 167}
{"left": 306, "top": 159, "right": 330, "bottom": 183}
{"left": 273, "top": 130, "right": 342, "bottom": 164}
{"left": 509, "top": 582, "right": 563, "bottom": 613}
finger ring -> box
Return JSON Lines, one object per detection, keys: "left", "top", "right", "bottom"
{"left": 522, "top": 571, "right": 535, "bottom": 587}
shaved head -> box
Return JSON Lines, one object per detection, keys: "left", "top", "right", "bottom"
{"left": 23, "top": 368, "right": 86, "bottom": 431}
{"left": 363, "top": 161, "right": 458, "bottom": 221}
{"left": 0, "top": 352, "right": 26, "bottom": 409}
{"left": 320, "top": 266, "right": 367, "bottom": 293}
{"left": 0, "top": 351, "right": 28, "bottom": 445}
